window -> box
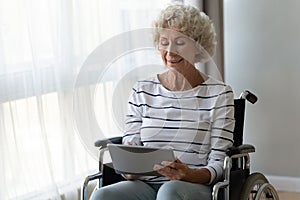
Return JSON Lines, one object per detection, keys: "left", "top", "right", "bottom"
{"left": 0, "top": 0, "right": 170, "bottom": 199}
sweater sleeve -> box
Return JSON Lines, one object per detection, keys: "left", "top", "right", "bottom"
{"left": 122, "top": 86, "right": 143, "bottom": 145}
{"left": 205, "top": 85, "right": 235, "bottom": 184}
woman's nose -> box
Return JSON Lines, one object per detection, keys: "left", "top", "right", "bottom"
{"left": 166, "top": 50, "right": 177, "bottom": 57}
{"left": 166, "top": 43, "right": 178, "bottom": 55}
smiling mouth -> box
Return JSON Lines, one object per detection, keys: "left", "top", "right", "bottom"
{"left": 167, "top": 58, "right": 183, "bottom": 64}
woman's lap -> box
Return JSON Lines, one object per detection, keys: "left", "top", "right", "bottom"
{"left": 90, "top": 180, "right": 157, "bottom": 200}
{"left": 157, "top": 180, "right": 212, "bottom": 200}
{"left": 90, "top": 180, "right": 212, "bottom": 200}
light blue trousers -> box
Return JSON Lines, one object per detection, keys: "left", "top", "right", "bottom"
{"left": 90, "top": 180, "right": 212, "bottom": 200}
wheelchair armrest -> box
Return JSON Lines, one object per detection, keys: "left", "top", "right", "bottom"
{"left": 94, "top": 136, "right": 123, "bottom": 148}
{"left": 82, "top": 172, "right": 102, "bottom": 200}
{"left": 212, "top": 180, "right": 229, "bottom": 200}
{"left": 226, "top": 144, "right": 255, "bottom": 157}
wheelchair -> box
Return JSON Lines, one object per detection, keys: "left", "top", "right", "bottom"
{"left": 82, "top": 90, "right": 279, "bottom": 200}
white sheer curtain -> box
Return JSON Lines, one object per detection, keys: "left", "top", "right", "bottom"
{"left": 0, "top": 0, "right": 170, "bottom": 199}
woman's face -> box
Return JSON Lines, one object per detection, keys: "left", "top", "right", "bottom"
{"left": 158, "top": 29, "right": 199, "bottom": 72}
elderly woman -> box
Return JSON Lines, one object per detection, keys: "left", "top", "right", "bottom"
{"left": 91, "top": 4, "right": 234, "bottom": 200}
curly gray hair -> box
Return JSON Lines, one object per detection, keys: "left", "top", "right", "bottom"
{"left": 153, "top": 4, "right": 217, "bottom": 62}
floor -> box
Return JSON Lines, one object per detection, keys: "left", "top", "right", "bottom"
{"left": 278, "top": 191, "right": 300, "bottom": 200}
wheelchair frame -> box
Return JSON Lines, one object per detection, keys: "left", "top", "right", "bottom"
{"left": 82, "top": 91, "right": 279, "bottom": 200}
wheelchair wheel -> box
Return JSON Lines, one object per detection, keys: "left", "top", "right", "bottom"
{"left": 240, "top": 172, "right": 279, "bottom": 200}
{"left": 255, "top": 183, "right": 279, "bottom": 200}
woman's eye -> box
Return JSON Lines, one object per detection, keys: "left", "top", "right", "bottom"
{"left": 176, "top": 40, "right": 185, "bottom": 45}
{"left": 160, "top": 39, "right": 169, "bottom": 46}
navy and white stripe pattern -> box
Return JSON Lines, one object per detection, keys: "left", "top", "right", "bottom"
{"left": 123, "top": 75, "right": 235, "bottom": 184}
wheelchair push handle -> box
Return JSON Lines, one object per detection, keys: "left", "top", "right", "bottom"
{"left": 239, "top": 90, "right": 258, "bottom": 104}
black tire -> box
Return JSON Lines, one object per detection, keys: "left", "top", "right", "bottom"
{"left": 240, "top": 172, "right": 269, "bottom": 200}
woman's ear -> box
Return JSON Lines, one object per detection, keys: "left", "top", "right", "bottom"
{"left": 194, "top": 46, "right": 210, "bottom": 63}
{"left": 194, "top": 53, "right": 202, "bottom": 63}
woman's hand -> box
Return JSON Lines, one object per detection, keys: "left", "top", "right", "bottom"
{"left": 153, "top": 158, "right": 190, "bottom": 180}
{"left": 153, "top": 157, "right": 211, "bottom": 184}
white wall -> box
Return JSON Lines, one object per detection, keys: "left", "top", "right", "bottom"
{"left": 224, "top": 0, "right": 300, "bottom": 181}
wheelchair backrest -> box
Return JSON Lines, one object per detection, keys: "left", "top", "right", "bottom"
{"left": 233, "top": 99, "right": 246, "bottom": 147}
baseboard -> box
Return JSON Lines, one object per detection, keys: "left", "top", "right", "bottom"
{"left": 265, "top": 175, "right": 300, "bottom": 193}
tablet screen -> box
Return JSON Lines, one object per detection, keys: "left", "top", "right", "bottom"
{"left": 107, "top": 144, "right": 175, "bottom": 176}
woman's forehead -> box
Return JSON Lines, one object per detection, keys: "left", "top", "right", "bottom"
{"left": 159, "top": 29, "right": 192, "bottom": 40}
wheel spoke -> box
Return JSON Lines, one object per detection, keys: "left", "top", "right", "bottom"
{"left": 240, "top": 173, "right": 279, "bottom": 200}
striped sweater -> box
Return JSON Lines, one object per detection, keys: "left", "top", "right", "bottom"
{"left": 122, "top": 75, "right": 235, "bottom": 184}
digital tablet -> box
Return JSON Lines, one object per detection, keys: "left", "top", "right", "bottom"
{"left": 107, "top": 144, "right": 175, "bottom": 176}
